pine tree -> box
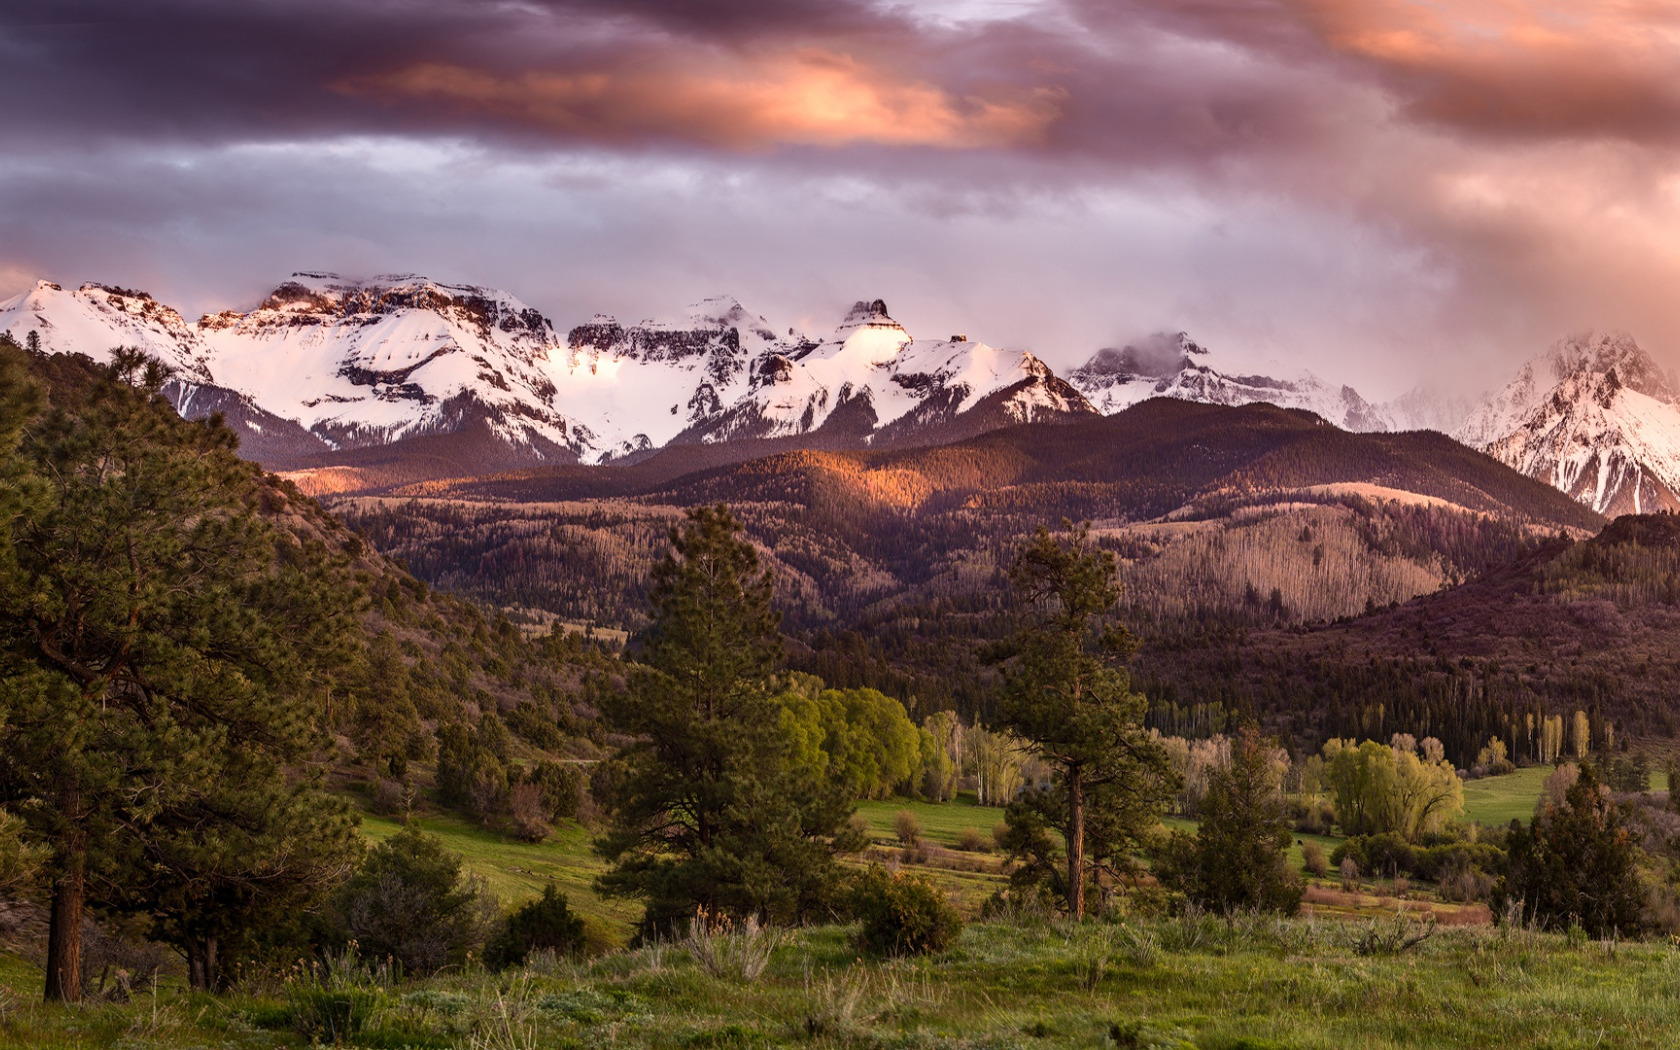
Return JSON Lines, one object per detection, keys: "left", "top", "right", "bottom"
{"left": 0, "top": 347, "right": 362, "bottom": 998}
{"left": 1174, "top": 724, "right": 1303, "bottom": 915}
{"left": 993, "top": 523, "right": 1174, "bottom": 919}
{"left": 112, "top": 774, "right": 362, "bottom": 989}
{"left": 593, "top": 505, "right": 860, "bottom": 933}
{"left": 330, "top": 825, "right": 493, "bottom": 975}
{"left": 1495, "top": 764, "right": 1645, "bottom": 937}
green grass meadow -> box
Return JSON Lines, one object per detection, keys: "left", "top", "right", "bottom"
{"left": 1460, "top": 765, "right": 1552, "bottom": 827}
{"left": 0, "top": 768, "right": 1585, "bottom": 1048}
{"left": 6, "top": 914, "right": 1680, "bottom": 1049}
{"left": 358, "top": 767, "right": 1558, "bottom": 944}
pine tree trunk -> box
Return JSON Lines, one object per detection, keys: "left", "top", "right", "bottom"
{"left": 203, "top": 934, "right": 220, "bottom": 992}
{"left": 1067, "top": 764, "right": 1085, "bottom": 921}
{"left": 44, "top": 844, "right": 85, "bottom": 1002}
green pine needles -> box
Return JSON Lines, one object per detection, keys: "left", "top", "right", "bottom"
{"left": 592, "top": 504, "right": 863, "bottom": 935}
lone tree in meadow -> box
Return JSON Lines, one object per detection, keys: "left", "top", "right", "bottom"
{"left": 992, "top": 523, "right": 1173, "bottom": 920}
{"left": 593, "top": 504, "right": 861, "bottom": 934}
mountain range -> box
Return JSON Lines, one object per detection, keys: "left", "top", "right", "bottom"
{"left": 12, "top": 277, "right": 1680, "bottom": 765}
{"left": 6, "top": 272, "right": 1680, "bottom": 517}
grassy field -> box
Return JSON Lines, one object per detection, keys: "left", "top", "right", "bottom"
{"left": 853, "top": 793, "right": 1008, "bottom": 847}
{"left": 0, "top": 768, "right": 1626, "bottom": 1047}
{"left": 370, "top": 766, "right": 1557, "bottom": 946}
{"left": 1461, "top": 765, "right": 1552, "bottom": 827}
{"left": 5, "top": 916, "right": 1679, "bottom": 1048}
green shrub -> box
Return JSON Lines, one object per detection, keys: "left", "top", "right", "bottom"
{"left": 485, "top": 886, "right": 586, "bottom": 970}
{"left": 1334, "top": 834, "right": 1505, "bottom": 884}
{"left": 329, "top": 825, "right": 495, "bottom": 975}
{"left": 893, "top": 810, "right": 922, "bottom": 847}
{"left": 1301, "top": 841, "right": 1329, "bottom": 878}
{"left": 1332, "top": 833, "right": 1415, "bottom": 879}
{"left": 955, "top": 826, "right": 991, "bottom": 853}
{"left": 851, "top": 864, "right": 962, "bottom": 956}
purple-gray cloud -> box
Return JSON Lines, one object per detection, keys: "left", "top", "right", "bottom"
{"left": 4, "top": 0, "right": 1680, "bottom": 400}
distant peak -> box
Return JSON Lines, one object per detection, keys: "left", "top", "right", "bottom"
{"left": 685, "top": 295, "right": 752, "bottom": 326}
{"left": 841, "top": 299, "right": 893, "bottom": 326}
{"left": 1076, "top": 332, "right": 1203, "bottom": 378}
{"left": 1543, "top": 331, "right": 1674, "bottom": 402}
{"left": 80, "top": 282, "right": 156, "bottom": 301}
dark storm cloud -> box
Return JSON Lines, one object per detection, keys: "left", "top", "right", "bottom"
{"left": 0, "top": 0, "right": 978, "bottom": 149}
{"left": 10, "top": 0, "right": 1680, "bottom": 158}
{"left": 7, "top": 0, "right": 1680, "bottom": 397}
{"left": 0, "top": 0, "right": 1372, "bottom": 160}
{"left": 12, "top": 0, "right": 1673, "bottom": 168}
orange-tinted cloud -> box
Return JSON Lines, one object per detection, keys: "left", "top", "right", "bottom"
{"left": 1287, "top": 0, "right": 1680, "bottom": 139}
{"left": 339, "top": 50, "right": 1065, "bottom": 151}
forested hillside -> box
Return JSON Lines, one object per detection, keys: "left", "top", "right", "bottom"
{"left": 329, "top": 400, "right": 1598, "bottom": 718}
{"left": 1138, "top": 515, "right": 1680, "bottom": 763}
{"left": 0, "top": 340, "right": 623, "bottom": 993}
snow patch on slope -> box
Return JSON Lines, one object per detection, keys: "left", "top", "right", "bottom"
{"left": 198, "top": 272, "right": 583, "bottom": 454}
{"left": 0, "top": 281, "right": 213, "bottom": 382}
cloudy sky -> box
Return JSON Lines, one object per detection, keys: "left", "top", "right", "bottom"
{"left": 4, "top": 0, "right": 1680, "bottom": 397}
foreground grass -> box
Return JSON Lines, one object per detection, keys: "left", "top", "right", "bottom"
{"left": 4, "top": 915, "right": 1679, "bottom": 1049}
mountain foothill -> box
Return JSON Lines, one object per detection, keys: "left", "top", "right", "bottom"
{"left": 6, "top": 272, "right": 1680, "bottom": 768}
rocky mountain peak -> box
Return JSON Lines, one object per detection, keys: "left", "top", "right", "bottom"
{"left": 1458, "top": 332, "right": 1680, "bottom": 515}
{"left": 1544, "top": 331, "right": 1675, "bottom": 402}
{"left": 1066, "top": 331, "right": 1392, "bottom": 432}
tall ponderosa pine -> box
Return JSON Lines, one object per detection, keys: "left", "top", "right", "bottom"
{"left": 994, "top": 523, "right": 1173, "bottom": 919}
{"left": 0, "top": 344, "right": 362, "bottom": 998}
{"left": 593, "top": 504, "right": 859, "bottom": 933}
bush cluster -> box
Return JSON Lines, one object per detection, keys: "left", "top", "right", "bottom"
{"left": 850, "top": 864, "right": 963, "bottom": 956}
{"left": 1330, "top": 833, "right": 1504, "bottom": 886}
{"left": 484, "top": 886, "right": 586, "bottom": 970}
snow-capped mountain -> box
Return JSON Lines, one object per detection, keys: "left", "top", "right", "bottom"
{"left": 1380, "top": 385, "right": 1477, "bottom": 436}
{"left": 1455, "top": 333, "right": 1680, "bottom": 516}
{"left": 196, "top": 273, "right": 589, "bottom": 456}
{"left": 0, "top": 281, "right": 214, "bottom": 383}
{"left": 1, "top": 274, "right": 595, "bottom": 462}
{"left": 554, "top": 296, "right": 816, "bottom": 458}
{"left": 0, "top": 277, "right": 1095, "bottom": 469}
{"left": 1067, "top": 332, "right": 1394, "bottom": 432}
{"left": 681, "top": 299, "right": 1095, "bottom": 446}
